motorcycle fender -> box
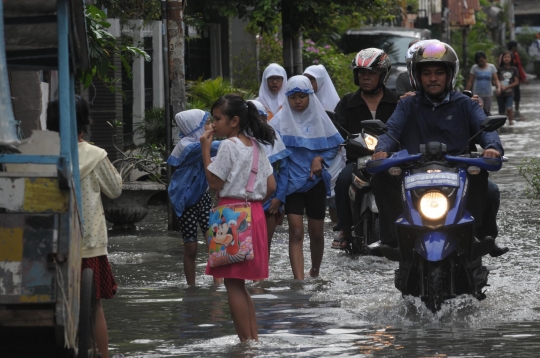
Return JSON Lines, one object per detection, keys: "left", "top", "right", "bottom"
{"left": 414, "top": 231, "right": 456, "bottom": 262}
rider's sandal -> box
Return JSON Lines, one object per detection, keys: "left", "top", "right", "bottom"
{"left": 331, "top": 237, "right": 346, "bottom": 249}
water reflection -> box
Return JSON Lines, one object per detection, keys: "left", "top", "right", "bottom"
{"left": 106, "top": 82, "right": 540, "bottom": 357}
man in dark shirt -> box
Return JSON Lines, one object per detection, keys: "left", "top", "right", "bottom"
{"left": 331, "top": 48, "right": 399, "bottom": 249}
{"left": 371, "top": 41, "right": 508, "bottom": 258}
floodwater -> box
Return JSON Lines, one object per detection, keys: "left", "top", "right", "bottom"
{"left": 106, "top": 81, "right": 540, "bottom": 357}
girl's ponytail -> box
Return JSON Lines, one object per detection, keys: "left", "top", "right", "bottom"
{"left": 212, "top": 94, "right": 275, "bottom": 145}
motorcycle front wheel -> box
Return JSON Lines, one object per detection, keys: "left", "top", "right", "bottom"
{"left": 423, "top": 261, "right": 446, "bottom": 313}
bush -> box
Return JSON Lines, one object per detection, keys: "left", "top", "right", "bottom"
{"left": 302, "top": 39, "right": 357, "bottom": 98}
{"left": 518, "top": 158, "right": 540, "bottom": 200}
{"left": 186, "top": 77, "right": 256, "bottom": 111}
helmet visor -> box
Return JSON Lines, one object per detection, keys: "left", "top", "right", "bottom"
{"left": 419, "top": 42, "right": 448, "bottom": 60}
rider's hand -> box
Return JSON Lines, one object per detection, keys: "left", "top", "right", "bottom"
{"left": 483, "top": 148, "right": 501, "bottom": 158}
{"left": 372, "top": 151, "right": 388, "bottom": 160}
{"left": 399, "top": 91, "right": 416, "bottom": 100}
{"left": 310, "top": 156, "right": 323, "bottom": 179}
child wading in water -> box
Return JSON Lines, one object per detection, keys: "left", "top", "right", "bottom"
{"left": 256, "top": 63, "right": 287, "bottom": 120}
{"left": 497, "top": 51, "right": 520, "bottom": 125}
{"left": 270, "top": 76, "right": 344, "bottom": 280}
{"left": 201, "top": 94, "right": 276, "bottom": 341}
{"left": 47, "top": 96, "right": 122, "bottom": 358}
{"left": 167, "top": 109, "right": 221, "bottom": 285}
{"left": 248, "top": 99, "right": 290, "bottom": 256}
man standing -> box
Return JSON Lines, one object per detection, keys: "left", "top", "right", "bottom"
{"left": 331, "top": 48, "right": 399, "bottom": 249}
{"left": 371, "top": 42, "right": 508, "bottom": 258}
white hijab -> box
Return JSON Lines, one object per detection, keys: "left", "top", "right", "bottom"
{"left": 270, "top": 76, "right": 342, "bottom": 150}
{"left": 247, "top": 99, "right": 290, "bottom": 162}
{"left": 170, "top": 109, "right": 208, "bottom": 159}
{"left": 303, "top": 64, "right": 340, "bottom": 111}
{"left": 257, "top": 63, "right": 287, "bottom": 116}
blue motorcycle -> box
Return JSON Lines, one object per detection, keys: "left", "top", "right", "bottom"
{"left": 363, "top": 116, "right": 507, "bottom": 312}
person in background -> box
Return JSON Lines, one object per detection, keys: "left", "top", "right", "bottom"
{"left": 167, "top": 109, "right": 222, "bottom": 285}
{"left": 271, "top": 76, "right": 343, "bottom": 279}
{"left": 248, "top": 99, "right": 290, "bottom": 257}
{"left": 201, "top": 94, "right": 276, "bottom": 342}
{"left": 466, "top": 51, "right": 501, "bottom": 114}
{"left": 303, "top": 64, "right": 344, "bottom": 225}
{"left": 395, "top": 39, "right": 420, "bottom": 96}
{"left": 303, "top": 64, "right": 341, "bottom": 111}
{"left": 257, "top": 63, "right": 288, "bottom": 120}
{"left": 331, "top": 48, "right": 399, "bottom": 250}
{"left": 499, "top": 40, "right": 528, "bottom": 116}
{"left": 47, "top": 96, "right": 122, "bottom": 358}
{"left": 497, "top": 51, "right": 520, "bottom": 125}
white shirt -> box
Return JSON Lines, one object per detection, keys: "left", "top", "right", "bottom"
{"left": 208, "top": 138, "right": 273, "bottom": 201}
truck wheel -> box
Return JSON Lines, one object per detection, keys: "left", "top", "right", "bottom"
{"left": 78, "top": 268, "right": 97, "bottom": 358}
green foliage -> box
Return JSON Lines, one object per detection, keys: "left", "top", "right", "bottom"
{"left": 186, "top": 77, "right": 256, "bottom": 111}
{"left": 518, "top": 158, "right": 540, "bottom": 200}
{"left": 133, "top": 107, "right": 167, "bottom": 159}
{"left": 94, "top": 0, "right": 161, "bottom": 22}
{"left": 82, "top": 5, "right": 150, "bottom": 94}
{"left": 302, "top": 39, "right": 357, "bottom": 97}
{"left": 107, "top": 120, "right": 166, "bottom": 184}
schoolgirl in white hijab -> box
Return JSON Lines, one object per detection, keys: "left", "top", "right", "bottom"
{"left": 303, "top": 64, "right": 340, "bottom": 111}
{"left": 257, "top": 63, "right": 288, "bottom": 119}
{"left": 248, "top": 100, "right": 291, "bottom": 251}
{"left": 270, "top": 75, "right": 344, "bottom": 279}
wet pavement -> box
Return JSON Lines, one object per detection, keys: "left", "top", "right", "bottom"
{"left": 106, "top": 81, "right": 540, "bottom": 357}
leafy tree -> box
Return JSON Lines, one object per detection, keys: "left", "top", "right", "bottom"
{"left": 82, "top": 5, "right": 150, "bottom": 93}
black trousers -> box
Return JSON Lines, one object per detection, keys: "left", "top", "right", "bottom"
{"left": 371, "top": 170, "right": 493, "bottom": 246}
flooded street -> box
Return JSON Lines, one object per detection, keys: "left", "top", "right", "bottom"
{"left": 106, "top": 82, "right": 540, "bottom": 357}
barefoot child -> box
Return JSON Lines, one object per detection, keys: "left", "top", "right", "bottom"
{"left": 497, "top": 51, "right": 519, "bottom": 125}
{"left": 201, "top": 94, "right": 276, "bottom": 341}
{"left": 270, "top": 76, "right": 344, "bottom": 280}
{"left": 257, "top": 63, "right": 287, "bottom": 120}
{"left": 248, "top": 99, "right": 290, "bottom": 256}
{"left": 168, "top": 109, "right": 221, "bottom": 285}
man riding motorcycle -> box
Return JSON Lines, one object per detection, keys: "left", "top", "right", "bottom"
{"left": 332, "top": 48, "right": 399, "bottom": 249}
{"left": 370, "top": 41, "right": 508, "bottom": 259}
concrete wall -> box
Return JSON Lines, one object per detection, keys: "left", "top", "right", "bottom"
{"left": 10, "top": 71, "right": 42, "bottom": 138}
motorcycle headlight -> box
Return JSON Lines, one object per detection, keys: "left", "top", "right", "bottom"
{"left": 419, "top": 191, "right": 448, "bottom": 220}
{"left": 363, "top": 134, "right": 378, "bottom": 151}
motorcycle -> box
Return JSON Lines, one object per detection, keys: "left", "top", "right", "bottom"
{"left": 344, "top": 131, "right": 381, "bottom": 255}
{"left": 363, "top": 116, "right": 507, "bottom": 312}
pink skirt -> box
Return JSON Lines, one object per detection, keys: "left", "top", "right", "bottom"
{"left": 205, "top": 198, "right": 269, "bottom": 280}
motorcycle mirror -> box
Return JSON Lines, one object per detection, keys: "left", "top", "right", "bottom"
{"left": 467, "top": 115, "right": 507, "bottom": 150}
{"left": 480, "top": 115, "right": 507, "bottom": 132}
{"left": 361, "top": 119, "right": 387, "bottom": 136}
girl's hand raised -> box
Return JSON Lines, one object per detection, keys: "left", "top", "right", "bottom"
{"left": 200, "top": 130, "right": 214, "bottom": 150}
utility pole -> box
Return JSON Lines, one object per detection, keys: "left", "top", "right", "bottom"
{"left": 508, "top": 0, "right": 515, "bottom": 41}
{"left": 441, "top": 0, "right": 449, "bottom": 44}
{"left": 281, "top": 0, "right": 293, "bottom": 77}
{"left": 165, "top": 0, "right": 185, "bottom": 231}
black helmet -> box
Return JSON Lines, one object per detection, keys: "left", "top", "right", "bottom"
{"left": 351, "top": 48, "right": 391, "bottom": 90}
{"left": 410, "top": 42, "right": 459, "bottom": 93}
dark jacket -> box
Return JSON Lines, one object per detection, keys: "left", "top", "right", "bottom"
{"left": 334, "top": 86, "right": 399, "bottom": 161}
{"left": 376, "top": 91, "right": 504, "bottom": 156}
